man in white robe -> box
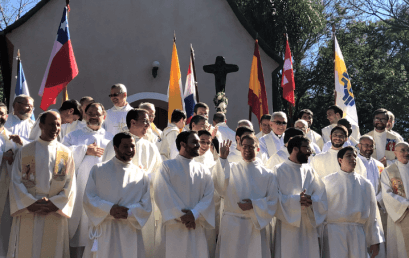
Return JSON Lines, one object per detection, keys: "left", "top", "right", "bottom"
{"left": 214, "top": 135, "right": 278, "bottom": 258}
{"left": 274, "top": 136, "right": 327, "bottom": 258}
{"left": 82, "top": 132, "right": 151, "bottom": 258}
{"left": 386, "top": 111, "right": 404, "bottom": 142}
{"left": 298, "top": 109, "right": 324, "bottom": 150}
{"left": 321, "top": 105, "right": 360, "bottom": 143}
{"left": 7, "top": 111, "right": 76, "bottom": 258}
{"left": 139, "top": 102, "right": 162, "bottom": 144}
{"left": 154, "top": 131, "right": 215, "bottom": 258}
{"left": 256, "top": 114, "right": 272, "bottom": 139}
{"left": 5, "top": 94, "right": 35, "bottom": 141}
{"left": 159, "top": 109, "right": 186, "bottom": 161}
{"left": 322, "top": 146, "right": 383, "bottom": 258}
{"left": 103, "top": 83, "right": 133, "bottom": 136}
{"left": 259, "top": 111, "right": 287, "bottom": 159}
{"left": 311, "top": 125, "right": 367, "bottom": 178}
{"left": 102, "top": 108, "right": 162, "bottom": 258}
{"left": 227, "top": 126, "right": 254, "bottom": 163}
{"left": 213, "top": 112, "right": 235, "bottom": 143}
{"left": 321, "top": 118, "right": 359, "bottom": 153}
{"left": 381, "top": 142, "right": 409, "bottom": 258}
{"left": 293, "top": 120, "right": 321, "bottom": 154}
{"left": 62, "top": 103, "right": 113, "bottom": 258}
{"left": 0, "top": 103, "right": 18, "bottom": 258}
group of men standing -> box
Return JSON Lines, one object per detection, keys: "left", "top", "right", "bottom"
{"left": 0, "top": 83, "right": 408, "bottom": 258}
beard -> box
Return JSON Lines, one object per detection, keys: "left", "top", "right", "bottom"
{"left": 0, "top": 118, "right": 6, "bottom": 127}
{"left": 18, "top": 110, "right": 31, "bottom": 120}
{"left": 331, "top": 140, "right": 344, "bottom": 148}
{"left": 187, "top": 146, "right": 200, "bottom": 157}
{"left": 374, "top": 122, "right": 386, "bottom": 131}
{"left": 87, "top": 119, "right": 101, "bottom": 127}
{"left": 297, "top": 151, "right": 309, "bottom": 164}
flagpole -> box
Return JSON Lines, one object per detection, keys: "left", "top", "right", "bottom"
{"left": 190, "top": 44, "right": 199, "bottom": 102}
{"left": 332, "top": 24, "right": 336, "bottom": 104}
{"left": 17, "top": 49, "right": 20, "bottom": 78}
{"left": 248, "top": 33, "right": 259, "bottom": 122}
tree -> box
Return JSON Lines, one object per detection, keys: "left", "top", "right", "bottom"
{"left": 0, "top": 0, "right": 41, "bottom": 30}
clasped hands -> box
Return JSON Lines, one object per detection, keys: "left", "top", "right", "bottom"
{"left": 300, "top": 189, "right": 312, "bottom": 207}
{"left": 110, "top": 204, "right": 128, "bottom": 219}
{"left": 180, "top": 209, "right": 196, "bottom": 229}
{"left": 27, "top": 197, "right": 59, "bottom": 215}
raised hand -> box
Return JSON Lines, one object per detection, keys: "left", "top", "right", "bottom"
{"left": 219, "top": 140, "right": 232, "bottom": 159}
{"left": 211, "top": 126, "right": 219, "bottom": 139}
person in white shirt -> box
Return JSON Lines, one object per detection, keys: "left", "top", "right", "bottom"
{"left": 321, "top": 105, "right": 360, "bottom": 143}
{"left": 386, "top": 110, "right": 404, "bottom": 142}
{"left": 237, "top": 119, "right": 254, "bottom": 130}
{"left": 322, "top": 146, "right": 383, "bottom": 258}
{"left": 256, "top": 114, "right": 272, "bottom": 139}
{"left": 293, "top": 119, "right": 321, "bottom": 155}
{"left": 5, "top": 94, "right": 35, "bottom": 142}
{"left": 103, "top": 83, "right": 133, "bottom": 136}
{"left": 321, "top": 118, "right": 359, "bottom": 153}
{"left": 212, "top": 112, "right": 235, "bottom": 143}
{"left": 159, "top": 109, "right": 186, "bottom": 161}
{"left": 227, "top": 126, "right": 254, "bottom": 163}
{"left": 82, "top": 132, "right": 152, "bottom": 258}
{"left": 259, "top": 111, "right": 287, "bottom": 159}
{"left": 190, "top": 115, "right": 207, "bottom": 131}
{"left": 75, "top": 96, "right": 94, "bottom": 130}
{"left": 298, "top": 109, "right": 324, "bottom": 150}
{"left": 139, "top": 102, "right": 162, "bottom": 144}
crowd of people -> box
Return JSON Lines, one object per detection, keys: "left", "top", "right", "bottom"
{"left": 0, "top": 82, "right": 408, "bottom": 258}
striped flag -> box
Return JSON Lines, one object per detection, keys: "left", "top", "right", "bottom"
{"left": 281, "top": 39, "right": 295, "bottom": 106}
{"left": 184, "top": 45, "right": 197, "bottom": 124}
{"left": 39, "top": 6, "right": 78, "bottom": 111}
{"left": 248, "top": 39, "right": 269, "bottom": 124}
{"left": 334, "top": 35, "right": 358, "bottom": 125}
{"left": 167, "top": 37, "right": 185, "bottom": 123}
{"left": 15, "top": 58, "right": 35, "bottom": 121}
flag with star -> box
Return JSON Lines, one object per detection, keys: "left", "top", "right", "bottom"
{"left": 281, "top": 38, "right": 295, "bottom": 106}
{"left": 38, "top": 6, "right": 78, "bottom": 111}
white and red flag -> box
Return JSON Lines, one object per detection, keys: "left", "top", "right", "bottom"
{"left": 281, "top": 39, "right": 295, "bottom": 106}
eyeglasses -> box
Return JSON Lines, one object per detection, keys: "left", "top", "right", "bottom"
{"left": 86, "top": 112, "right": 103, "bottom": 118}
{"left": 374, "top": 118, "right": 388, "bottom": 123}
{"left": 17, "top": 102, "right": 33, "bottom": 109}
{"left": 361, "top": 144, "right": 374, "bottom": 149}
{"left": 109, "top": 92, "right": 123, "bottom": 98}
{"left": 273, "top": 121, "right": 287, "bottom": 126}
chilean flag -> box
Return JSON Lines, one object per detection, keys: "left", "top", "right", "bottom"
{"left": 39, "top": 6, "right": 78, "bottom": 111}
{"left": 15, "top": 60, "right": 35, "bottom": 121}
{"left": 183, "top": 45, "right": 197, "bottom": 124}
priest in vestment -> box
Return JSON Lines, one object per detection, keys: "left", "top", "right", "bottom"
{"left": 293, "top": 120, "right": 321, "bottom": 154}
{"left": 298, "top": 109, "right": 324, "bottom": 150}
{"left": 154, "top": 131, "right": 215, "bottom": 258}
{"left": 5, "top": 95, "right": 35, "bottom": 141}
{"left": 103, "top": 84, "right": 133, "bottom": 136}
{"left": 321, "top": 105, "right": 360, "bottom": 143}
{"left": 311, "top": 125, "right": 367, "bottom": 178}
{"left": 62, "top": 103, "right": 113, "bottom": 258}
{"left": 227, "top": 126, "right": 254, "bottom": 163}
{"left": 322, "top": 146, "right": 383, "bottom": 258}
{"left": 0, "top": 103, "right": 18, "bottom": 258}
{"left": 213, "top": 135, "right": 278, "bottom": 258}
{"left": 159, "top": 109, "right": 186, "bottom": 161}
{"left": 259, "top": 111, "right": 287, "bottom": 159}
{"left": 139, "top": 102, "right": 162, "bottom": 144}
{"left": 274, "top": 136, "right": 327, "bottom": 258}
{"left": 386, "top": 111, "right": 404, "bottom": 142}
{"left": 381, "top": 142, "right": 409, "bottom": 258}
{"left": 321, "top": 118, "right": 359, "bottom": 153}
{"left": 255, "top": 114, "right": 272, "bottom": 139}
{"left": 7, "top": 111, "right": 76, "bottom": 258}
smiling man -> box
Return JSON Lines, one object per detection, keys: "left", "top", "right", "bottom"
{"left": 5, "top": 94, "right": 35, "bottom": 141}
{"left": 256, "top": 114, "right": 272, "bottom": 139}
{"left": 259, "top": 111, "right": 287, "bottom": 159}
{"left": 321, "top": 105, "right": 360, "bottom": 143}
{"left": 7, "top": 111, "right": 76, "bottom": 257}
{"left": 154, "top": 131, "right": 215, "bottom": 258}
{"left": 298, "top": 109, "right": 324, "bottom": 150}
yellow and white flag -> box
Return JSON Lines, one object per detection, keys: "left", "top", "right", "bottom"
{"left": 334, "top": 35, "right": 358, "bottom": 125}
{"left": 167, "top": 38, "right": 185, "bottom": 123}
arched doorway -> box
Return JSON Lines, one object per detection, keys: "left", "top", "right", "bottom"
{"left": 128, "top": 92, "right": 168, "bottom": 130}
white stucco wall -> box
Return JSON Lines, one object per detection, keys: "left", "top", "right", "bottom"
{"left": 6, "top": 0, "right": 279, "bottom": 130}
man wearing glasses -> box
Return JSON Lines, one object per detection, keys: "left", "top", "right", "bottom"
{"left": 366, "top": 108, "right": 403, "bottom": 166}
{"left": 104, "top": 84, "right": 133, "bottom": 136}
{"left": 259, "top": 111, "right": 287, "bottom": 159}
{"left": 5, "top": 94, "right": 35, "bottom": 141}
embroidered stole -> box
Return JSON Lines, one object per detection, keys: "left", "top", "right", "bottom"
{"left": 17, "top": 141, "right": 69, "bottom": 258}
{"left": 0, "top": 129, "right": 16, "bottom": 221}
{"left": 387, "top": 163, "right": 409, "bottom": 255}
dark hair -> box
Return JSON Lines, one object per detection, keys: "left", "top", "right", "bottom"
{"left": 113, "top": 132, "right": 133, "bottom": 148}
{"left": 79, "top": 96, "right": 93, "bottom": 105}
{"left": 126, "top": 108, "right": 148, "bottom": 128}
{"left": 85, "top": 102, "right": 106, "bottom": 115}
{"left": 337, "top": 118, "right": 352, "bottom": 137}
{"left": 39, "top": 111, "right": 59, "bottom": 124}
{"left": 213, "top": 112, "right": 226, "bottom": 124}
{"left": 198, "top": 130, "right": 212, "bottom": 138}
{"left": 337, "top": 146, "right": 356, "bottom": 166}
{"left": 328, "top": 105, "right": 343, "bottom": 117}
{"left": 330, "top": 125, "right": 348, "bottom": 137}
{"left": 59, "top": 99, "right": 82, "bottom": 119}
{"left": 240, "top": 134, "right": 259, "bottom": 147}
{"left": 189, "top": 115, "right": 206, "bottom": 130}
{"left": 373, "top": 108, "right": 389, "bottom": 120}
{"left": 284, "top": 128, "right": 304, "bottom": 144}
{"left": 171, "top": 109, "right": 186, "bottom": 123}
{"left": 260, "top": 114, "right": 272, "bottom": 123}
{"left": 0, "top": 102, "right": 8, "bottom": 112}
{"left": 297, "top": 109, "right": 313, "bottom": 119}
{"left": 235, "top": 126, "right": 254, "bottom": 142}
{"left": 287, "top": 135, "right": 310, "bottom": 154}
{"left": 194, "top": 102, "right": 209, "bottom": 114}
{"left": 176, "top": 131, "right": 197, "bottom": 151}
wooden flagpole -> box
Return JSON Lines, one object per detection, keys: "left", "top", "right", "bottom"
{"left": 61, "top": 0, "right": 70, "bottom": 104}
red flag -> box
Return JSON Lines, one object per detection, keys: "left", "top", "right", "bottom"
{"left": 248, "top": 40, "right": 269, "bottom": 124}
{"left": 281, "top": 39, "right": 295, "bottom": 106}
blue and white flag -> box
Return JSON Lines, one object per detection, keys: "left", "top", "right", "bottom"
{"left": 15, "top": 60, "right": 35, "bottom": 121}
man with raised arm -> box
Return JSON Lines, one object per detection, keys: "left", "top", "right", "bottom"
{"left": 154, "top": 131, "right": 215, "bottom": 258}
{"left": 7, "top": 111, "right": 76, "bottom": 257}
{"left": 82, "top": 132, "right": 152, "bottom": 258}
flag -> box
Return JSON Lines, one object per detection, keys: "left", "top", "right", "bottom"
{"left": 167, "top": 38, "right": 185, "bottom": 123}
{"left": 248, "top": 40, "right": 269, "bottom": 124}
{"left": 184, "top": 45, "right": 197, "bottom": 124}
{"left": 334, "top": 35, "right": 358, "bottom": 125}
{"left": 38, "top": 6, "right": 78, "bottom": 111}
{"left": 281, "top": 39, "right": 295, "bottom": 106}
{"left": 15, "top": 59, "right": 35, "bottom": 121}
